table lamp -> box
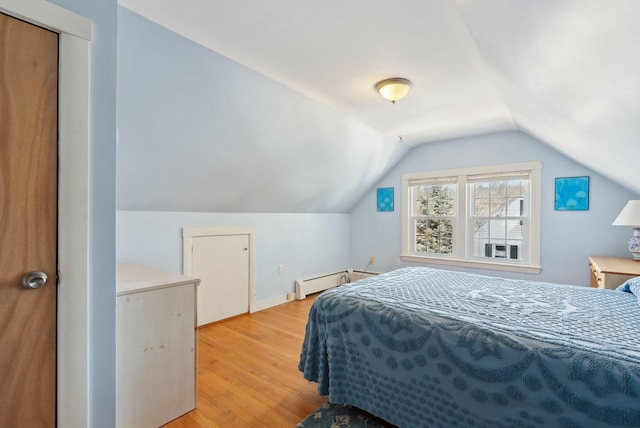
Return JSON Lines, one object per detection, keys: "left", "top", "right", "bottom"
{"left": 613, "top": 200, "right": 640, "bottom": 260}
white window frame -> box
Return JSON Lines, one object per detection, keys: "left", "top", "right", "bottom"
{"left": 402, "top": 162, "right": 541, "bottom": 274}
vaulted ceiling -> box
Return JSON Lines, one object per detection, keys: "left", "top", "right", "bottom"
{"left": 117, "top": 0, "right": 640, "bottom": 211}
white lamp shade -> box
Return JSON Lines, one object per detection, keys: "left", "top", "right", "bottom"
{"left": 613, "top": 200, "right": 640, "bottom": 227}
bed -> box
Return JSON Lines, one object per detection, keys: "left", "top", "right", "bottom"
{"left": 298, "top": 267, "right": 640, "bottom": 427}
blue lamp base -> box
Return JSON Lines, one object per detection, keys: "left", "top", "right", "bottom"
{"left": 629, "top": 228, "right": 640, "bottom": 261}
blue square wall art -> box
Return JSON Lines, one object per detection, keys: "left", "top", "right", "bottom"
{"left": 555, "top": 176, "right": 589, "bottom": 211}
{"left": 377, "top": 187, "right": 394, "bottom": 212}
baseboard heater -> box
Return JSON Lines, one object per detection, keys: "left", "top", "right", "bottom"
{"left": 295, "top": 269, "right": 377, "bottom": 300}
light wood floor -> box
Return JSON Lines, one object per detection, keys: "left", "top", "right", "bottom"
{"left": 164, "top": 294, "right": 326, "bottom": 427}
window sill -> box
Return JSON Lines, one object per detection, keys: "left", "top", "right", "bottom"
{"left": 400, "top": 254, "right": 542, "bottom": 274}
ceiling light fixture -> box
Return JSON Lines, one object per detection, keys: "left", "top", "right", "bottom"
{"left": 375, "top": 78, "right": 412, "bottom": 104}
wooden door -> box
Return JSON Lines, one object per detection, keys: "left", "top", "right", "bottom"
{"left": 0, "top": 13, "right": 58, "bottom": 426}
{"left": 192, "top": 234, "right": 249, "bottom": 325}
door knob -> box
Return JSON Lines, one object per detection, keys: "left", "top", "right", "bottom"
{"left": 22, "top": 271, "right": 48, "bottom": 289}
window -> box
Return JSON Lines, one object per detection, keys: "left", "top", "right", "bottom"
{"left": 409, "top": 177, "right": 457, "bottom": 256}
{"left": 402, "top": 162, "right": 541, "bottom": 273}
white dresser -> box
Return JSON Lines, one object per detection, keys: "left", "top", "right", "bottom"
{"left": 116, "top": 263, "right": 199, "bottom": 428}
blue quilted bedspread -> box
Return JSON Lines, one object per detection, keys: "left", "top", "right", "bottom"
{"left": 298, "top": 267, "right": 640, "bottom": 427}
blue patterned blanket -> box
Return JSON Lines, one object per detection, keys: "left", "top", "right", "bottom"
{"left": 299, "top": 267, "right": 640, "bottom": 427}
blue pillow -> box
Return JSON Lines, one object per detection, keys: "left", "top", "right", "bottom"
{"left": 617, "top": 277, "right": 640, "bottom": 305}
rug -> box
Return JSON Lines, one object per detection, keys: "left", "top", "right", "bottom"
{"left": 295, "top": 402, "right": 396, "bottom": 428}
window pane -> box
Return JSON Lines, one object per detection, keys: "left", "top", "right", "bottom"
{"left": 488, "top": 219, "right": 507, "bottom": 240}
{"left": 507, "top": 180, "right": 523, "bottom": 198}
{"left": 412, "top": 184, "right": 455, "bottom": 216}
{"left": 426, "top": 219, "right": 453, "bottom": 254}
{"left": 490, "top": 198, "right": 508, "bottom": 217}
{"left": 415, "top": 219, "right": 427, "bottom": 253}
{"left": 472, "top": 215, "right": 524, "bottom": 260}
{"left": 413, "top": 197, "right": 425, "bottom": 217}
{"left": 472, "top": 218, "right": 488, "bottom": 241}
{"left": 506, "top": 219, "right": 523, "bottom": 241}
{"left": 473, "top": 198, "right": 491, "bottom": 217}
{"left": 472, "top": 180, "right": 524, "bottom": 218}
{"left": 472, "top": 239, "right": 487, "bottom": 258}
{"left": 490, "top": 181, "right": 506, "bottom": 198}
{"left": 429, "top": 185, "right": 454, "bottom": 216}
{"left": 415, "top": 218, "right": 453, "bottom": 254}
{"left": 474, "top": 181, "right": 489, "bottom": 198}
{"left": 440, "top": 235, "right": 453, "bottom": 254}
{"left": 506, "top": 197, "right": 524, "bottom": 217}
{"left": 427, "top": 196, "right": 439, "bottom": 215}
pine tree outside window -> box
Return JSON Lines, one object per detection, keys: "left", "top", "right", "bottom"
{"left": 410, "top": 178, "right": 456, "bottom": 255}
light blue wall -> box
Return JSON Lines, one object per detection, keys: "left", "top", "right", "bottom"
{"left": 50, "top": 0, "right": 117, "bottom": 426}
{"left": 114, "top": 6, "right": 388, "bottom": 304}
{"left": 350, "top": 131, "right": 639, "bottom": 286}
{"left": 116, "top": 211, "right": 350, "bottom": 301}
{"left": 116, "top": 6, "right": 409, "bottom": 213}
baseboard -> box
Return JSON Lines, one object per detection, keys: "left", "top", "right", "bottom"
{"left": 250, "top": 294, "right": 291, "bottom": 313}
{"left": 295, "top": 268, "right": 378, "bottom": 300}
{"left": 251, "top": 268, "right": 379, "bottom": 312}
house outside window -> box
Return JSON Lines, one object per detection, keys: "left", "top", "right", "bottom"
{"left": 402, "top": 162, "right": 541, "bottom": 273}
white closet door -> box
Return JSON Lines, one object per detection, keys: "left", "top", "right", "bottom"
{"left": 192, "top": 234, "right": 249, "bottom": 325}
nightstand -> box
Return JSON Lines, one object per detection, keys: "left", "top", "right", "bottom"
{"left": 588, "top": 256, "right": 640, "bottom": 290}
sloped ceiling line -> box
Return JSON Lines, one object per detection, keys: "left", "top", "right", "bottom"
{"left": 117, "top": 0, "right": 640, "bottom": 212}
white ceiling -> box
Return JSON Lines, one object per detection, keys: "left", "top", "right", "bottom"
{"left": 118, "top": 0, "right": 640, "bottom": 194}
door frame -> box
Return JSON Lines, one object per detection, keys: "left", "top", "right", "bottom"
{"left": 0, "top": 1, "right": 91, "bottom": 427}
{"left": 183, "top": 227, "right": 257, "bottom": 313}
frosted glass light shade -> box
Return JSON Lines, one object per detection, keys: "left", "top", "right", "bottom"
{"left": 376, "top": 78, "right": 412, "bottom": 104}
